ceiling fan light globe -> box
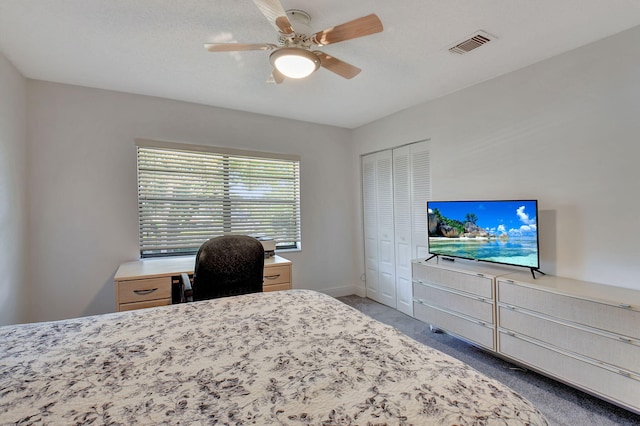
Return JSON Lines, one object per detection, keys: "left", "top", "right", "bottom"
{"left": 270, "top": 48, "right": 320, "bottom": 79}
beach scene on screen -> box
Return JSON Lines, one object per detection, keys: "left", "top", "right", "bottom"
{"left": 427, "top": 200, "right": 539, "bottom": 268}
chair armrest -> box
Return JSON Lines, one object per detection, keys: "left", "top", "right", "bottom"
{"left": 180, "top": 273, "right": 193, "bottom": 302}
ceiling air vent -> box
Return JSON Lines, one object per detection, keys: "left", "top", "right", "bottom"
{"left": 449, "top": 31, "right": 495, "bottom": 55}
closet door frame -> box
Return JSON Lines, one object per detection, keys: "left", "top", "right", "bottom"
{"left": 361, "top": 140, "right": 431, "bottom": 312}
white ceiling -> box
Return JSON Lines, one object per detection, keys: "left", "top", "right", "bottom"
{"left": 1, "top": 1, "right": 640, "bottom": 129}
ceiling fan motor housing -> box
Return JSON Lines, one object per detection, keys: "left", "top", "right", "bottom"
{"left": 277, "top": 10, "right": 314, "bottom": 48}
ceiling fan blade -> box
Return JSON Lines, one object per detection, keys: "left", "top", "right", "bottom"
{"left": 205, "top": 43, "right": 277, "bottom": 52}
{"left": 252, "top": 0, "right": 295, "bottom": 34}
{"left": 312, "top": 14, "right": 383, "bottom": 46}
{"left": 313, "top": 51, "right": 361, "bottom": 79}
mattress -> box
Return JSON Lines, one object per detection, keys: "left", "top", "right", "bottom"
{"left": 0, "top": 289, "right": 547, "bottom": 424}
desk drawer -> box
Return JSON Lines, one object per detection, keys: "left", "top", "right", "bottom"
{"left": 119, "top": 299, "right": 171, "bottom": 311}
{"left": 264, "top": 283, "right": 291, "bottom": 292}
{"left": 263, "top": 265, "right": 290, "bottom": 286}
{"left": 117, "top": 277, "right": 172, "bottom": 304}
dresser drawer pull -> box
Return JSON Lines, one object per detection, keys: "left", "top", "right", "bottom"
{"left": 619, "top": 337, "right": 633, "bottom": 344}
{"left": 618, "top": 370, "right": 632, "bottom": 378}
{"left": 477, "top": 320, "right": 486, "bottom": 326}
{"left": 133, "top": 288, "right": 158, "bottom": 295}
{"left": 505, "top": 279, "right": 515, "bottom": 284}
{"left": 264, "top": 274, "right": 281, "bottom": 280}
{"left": 619, "top": 304, "right": 632, "bottom": 309}
{"left": 476, "top": 297, "right": 486, "bottom": 302}
{"left": 476, "top": 273, "right": 485, "bottom": 278}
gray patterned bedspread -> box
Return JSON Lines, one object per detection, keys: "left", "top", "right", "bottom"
{"left": 1, "top": 290, "right": 547, "bottom": 425}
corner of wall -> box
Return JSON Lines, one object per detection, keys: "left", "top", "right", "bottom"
{"left": 0, "top": 52, "right": 29, "bottom": 325}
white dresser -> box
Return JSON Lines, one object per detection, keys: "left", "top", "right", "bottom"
{"left": 496, "top": 272, "right": 640, "bottom": 413}
{"left": 412, "top": 258, "right": 640, "bottom": 414}
{"left": 412, "top": 259, "right": 507, "bottom": 351}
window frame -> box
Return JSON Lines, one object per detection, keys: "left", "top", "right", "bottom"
{"left": 136, "top": 139, "right": 301, "bottom": 258}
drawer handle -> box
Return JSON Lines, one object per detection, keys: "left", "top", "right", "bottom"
{"left": 477, "top": 321, "right": 486, "bottom": 326}
{"left": 506, "top": 279, "right": 515, "bottom": 284}
{"left": 477, "top": 297, "right": 486, "bottom": 302}
{"left": 476, "top": 273, "right": 485, "bottom": 277}
{"left": 619, "top": 336, "right": 633, "bottom": 344}
{"left": 264, "top": 274, "right": 281, "bottom": 280}
{"left": 619, "top": 304, "right": 632, "bottom": 309}
{"left": 618, "top": 370, "right": 632, "bottom": 378}
{"left": 133, "top": 288, "right": 158, "bottom": 295}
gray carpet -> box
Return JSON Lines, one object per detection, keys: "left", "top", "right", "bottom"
{"left": 337, "top": 295, "right": 640, "bottom": 426}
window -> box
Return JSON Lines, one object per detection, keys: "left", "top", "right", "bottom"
{"left": 136, "top": 140, "right": 300, "bottom": 258}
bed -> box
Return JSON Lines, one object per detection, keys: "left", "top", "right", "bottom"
{"left": 0, "top": 290, "right": 547, "bottom": 425}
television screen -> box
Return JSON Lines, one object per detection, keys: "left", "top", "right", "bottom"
{"left": 427, "top": 200, "right": 539, "bottom": 269}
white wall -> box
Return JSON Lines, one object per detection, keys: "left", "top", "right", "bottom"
{"left": 26, "top": 82, "right": 356, "bottom": 322}
{"left": 0, "top": 53, "right": 28, "bottom": 326}
{"left": 352, "top": 26, "right": 640, "bottom": 290}
{"left": 8, "top": 25, "right": 640, "bottom": 324}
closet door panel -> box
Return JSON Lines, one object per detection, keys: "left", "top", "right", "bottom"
{"left": 376, "top": 151, "right": 396, "bottom": 308}
{"left": 410, "top": 142, "right": 431, "bottom": 260}
{"left": 393, "top": 146, "right": 413, "bottom": 315}
{"left": 362, "top": 154, "right": 380, "bottom": 302}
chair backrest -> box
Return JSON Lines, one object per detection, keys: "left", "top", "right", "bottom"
{"left": 192, "top": 235, "right": 265, "bottom": 301}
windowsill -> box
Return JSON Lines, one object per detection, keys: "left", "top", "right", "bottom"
{"left": 274, "top": 247, "right": 301, "bottom": 254}
{"left": 139, "top": 248, "right": 300, "bottom": 263}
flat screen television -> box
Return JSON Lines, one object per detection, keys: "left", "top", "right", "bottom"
{"left": 427, "top": 199, "right": 540, "bottom": 271}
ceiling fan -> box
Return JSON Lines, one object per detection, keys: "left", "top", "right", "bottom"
{"left": 204, "top": 0, "right": 383, "bottom": 83}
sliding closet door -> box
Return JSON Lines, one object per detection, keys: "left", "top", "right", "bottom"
{"left": 393, "top": 140, "right": 431, "bottom": 316}
{"left": 362, "top": 150, "right": 396, "bottom": 307}
{"left": 363, "top": 142, "right": 430, "bottom": 312}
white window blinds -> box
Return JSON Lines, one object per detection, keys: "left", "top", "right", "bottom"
{"left": 136, "top": 141, "right": 300, "bottom": 257}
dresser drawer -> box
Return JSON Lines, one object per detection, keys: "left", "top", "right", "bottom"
{"left": 413, "top": 264, "right": 493, "bottom": 299}
{"left": 414, "top": 281, "right": 494, "bottom": 324}
{"left": 414, "top": 301, "right": 495, "bottom": 350}
{"left": 117, "top": 277, "right": 172, "bottom": 304}
{"left": 498, "top": 280, "right": 640, "bottom": 339}
{"left": 498, "top": 305, "right": 640, "bottom": 374}
{"left": 499, "top": 330, "right": 640, "bottom": 412}
{"left": 263, "top": 265, "right": 290, "bottom": 286}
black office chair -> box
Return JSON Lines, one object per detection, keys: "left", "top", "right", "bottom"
{"left": 182, "top": 235, "right": 264, "bottom": 302}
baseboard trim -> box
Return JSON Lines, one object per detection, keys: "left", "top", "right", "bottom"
{"left": 309, "top": 284, "right": 365, "bottom": 298}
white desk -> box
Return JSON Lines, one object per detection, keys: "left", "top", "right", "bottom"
{"left": 114, "top": 255, "right": 292, "bottom": 311}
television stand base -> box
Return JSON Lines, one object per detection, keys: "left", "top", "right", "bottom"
{"left": 530, "top": 267, "right": 546, "bottom": 279}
